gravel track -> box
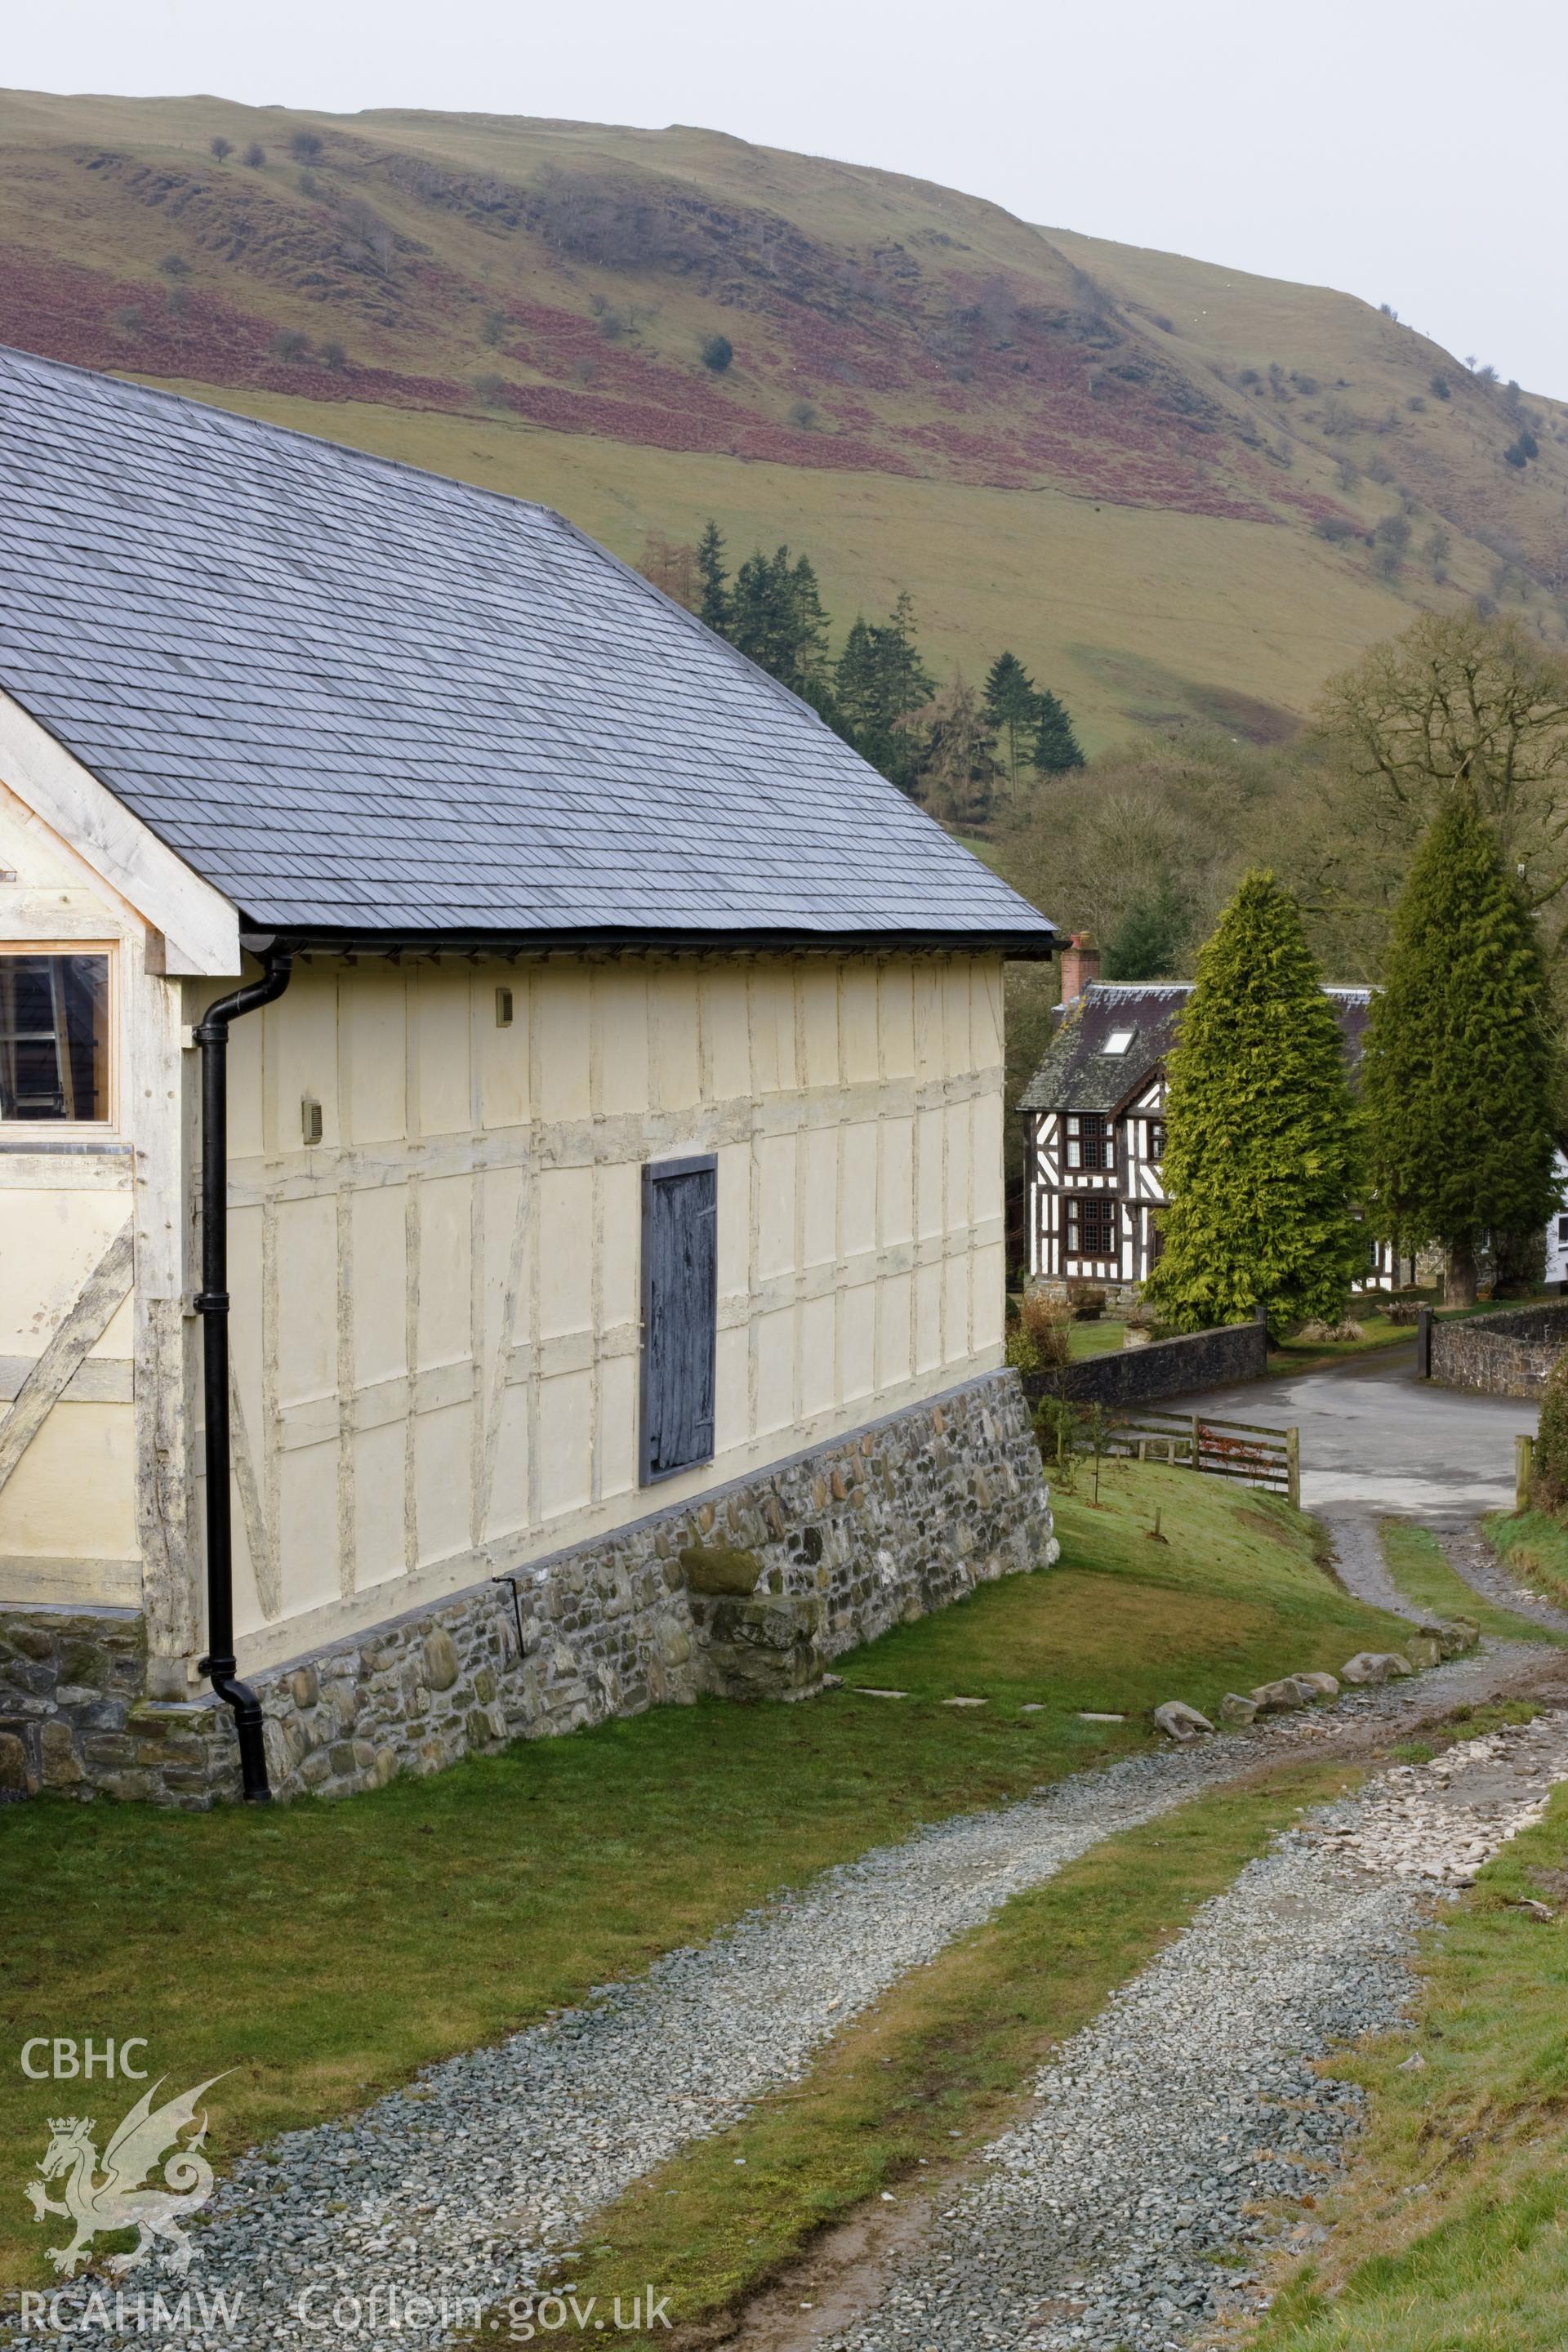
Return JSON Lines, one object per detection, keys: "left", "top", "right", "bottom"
{"left": 1319, "top": 1501, "right": 1568, "bottom": 1641}
{"left": 1437, "top": 1526, "right": 1568, "bottom": 1635}
{"left": 820, "top": 1712, "right": 1568, "bottom": 2352}
{"left": 1313, "top": 1508, "right": 1430, "bottom": 1621}
{"left": 8, "top": 1643, "right": 1551, "bottom": 2350}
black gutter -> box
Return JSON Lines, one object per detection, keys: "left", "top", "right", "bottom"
{"left": 194, "top": 951, "right": 293, "bottom": 1802}
{"left": 238, "top": 924, "right": 1058, "bottom": 964}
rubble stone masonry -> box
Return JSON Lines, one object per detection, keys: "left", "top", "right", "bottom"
{"left": 0, "top": 1370, "right": 1055, "bottom": 1806}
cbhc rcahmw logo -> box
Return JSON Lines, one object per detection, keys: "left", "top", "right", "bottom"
{"left": 17, "top": 2040, "right": 226, "bottom": 2282}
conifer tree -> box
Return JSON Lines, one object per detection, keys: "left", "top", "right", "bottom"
{"left": 728, "top": 546, "right": 835, "bottom": 718}
{"left": 1361, "top": 790, "right": 1560, "bottom": 1303}
{"left": 1031, "top": 688, "right": 1085, "bottom": 774}
{"left": 982, "top": 650, "right": 1038, "bottom": 790}
{"left": 835, "top": 590, "right": 933, "bottom": 792}
{"left": 696, "top": 520, "right": 730, "bottom": 637}
{"left": 1142, "top": 871, "right": 1365, "bottom": 1334}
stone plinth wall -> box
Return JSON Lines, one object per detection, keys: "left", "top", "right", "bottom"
{"left": 0, "top": 1370, "right": 1054, "bottom": 1807}
{"left": 1042, "top": 1319, "right": 1268, "bottom": 1410}
{"left": 1430, "top": 1302, "right": 1568, "bottom": 1400}
{"left": 0, "top": 1610, "right": 241, "bottom": 1807}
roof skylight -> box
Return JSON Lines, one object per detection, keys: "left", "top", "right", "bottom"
{"left": 1102, "top": 1028, "right": 1136, "bottom": 1055}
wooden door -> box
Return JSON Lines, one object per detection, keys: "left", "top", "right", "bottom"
{"left": 640, "top": 1156, "right": 717, "bottom": 1484}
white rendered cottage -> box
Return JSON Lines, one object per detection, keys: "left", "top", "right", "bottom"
{"left": 1021, "top": 937, "right": 1408, "bottom": 1298}
{"left": 0, "top": 349, "right": 1057, "bottom": 1806}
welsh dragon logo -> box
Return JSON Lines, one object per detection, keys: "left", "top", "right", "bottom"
{"left": 27, "top": 2076, "right": 228, "bottom": 2277}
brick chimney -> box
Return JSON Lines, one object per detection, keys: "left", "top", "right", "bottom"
{"left": 1058, "top": 930, "right": 1100, "bottom": 1006}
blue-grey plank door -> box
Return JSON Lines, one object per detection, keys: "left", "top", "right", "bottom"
{"left": 640, "top": 1156, "right": 718, "bottom": 1483}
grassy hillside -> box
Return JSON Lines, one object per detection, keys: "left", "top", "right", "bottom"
{"left": 0, "top": 90, "right": 1563, "bottom": 743}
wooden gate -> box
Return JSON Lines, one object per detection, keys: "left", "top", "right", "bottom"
{"left": 1094, "top": 1408, "right": 1300, "bottom": 1506}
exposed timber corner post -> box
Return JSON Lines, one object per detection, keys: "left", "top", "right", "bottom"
{"left": 194, "top": 949, "right": 293, "bottom": 1802}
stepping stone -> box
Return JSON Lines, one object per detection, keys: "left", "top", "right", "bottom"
{"left": 944, "top": 1695, "right": 988, "bottom": 1707}
{"left": 1020, "top": 1703, "right": 1047, "bottom": 1713}
{"left": 1078, "top": 1710, "right": 1125, "bottom": 1722}
{"left": 854, "top": 1687, "right": 907, "bottom": 1699}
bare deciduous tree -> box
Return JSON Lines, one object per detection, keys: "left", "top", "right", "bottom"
{"left": 1294, "top": 612, "right": 1568, "bottom": 966}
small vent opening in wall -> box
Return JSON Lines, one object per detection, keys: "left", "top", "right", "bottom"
{"left": 301, "top": 1098, "right": 323, "bottom": 1146}
{"left": 495, "top": 985, "right": 514, "bottom": 1028}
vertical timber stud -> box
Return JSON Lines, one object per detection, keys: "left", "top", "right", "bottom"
{"left": 194, "top": 951, "right": 292, "bottom": 1801}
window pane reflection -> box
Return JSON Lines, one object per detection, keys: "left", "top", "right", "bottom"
{"left": 0, "top": 956, "right": 110, "bottom": 1121}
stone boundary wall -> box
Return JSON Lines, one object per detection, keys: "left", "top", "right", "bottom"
{"left": 1049, "top": 1318, "right": 1268, "bottom": 1410}
{"left": 1430, "top": 1302, "right": 1568, "bottom": 1400}
{"left": 0, "top": 1370, "right": 1055, "bottom": 1808}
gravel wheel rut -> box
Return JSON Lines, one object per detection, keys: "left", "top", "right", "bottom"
{"left": 8, "top": 1582, "right": 1561, "bottom": 2350}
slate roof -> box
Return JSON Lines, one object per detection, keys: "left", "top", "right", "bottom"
{"left": 0, "top": 345, "right": 1055, "bottom": 951}
{"left": 1020, "top": 981, "right": 1374, "bottom": 1113}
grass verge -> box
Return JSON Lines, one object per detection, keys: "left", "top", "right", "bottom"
{"left": 1250, "top": 1785, "right": 1568, "bottom": 2351}
{"left": 0, "top": 1463, "right": 1407, "bottom": 2286}
{"left": 1484, "top": 1509, "right": 1568, "bottom": 1611}
{"left": 506, "top": 1758, "right": 1368, "bottom": 2349}
{"left": 1377, "top": 1520, "right": 1568, "bottom": 1647}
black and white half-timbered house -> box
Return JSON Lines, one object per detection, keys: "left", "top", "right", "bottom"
{"left": 1020, "top": 936, "right": 1409, "bottom": 1297}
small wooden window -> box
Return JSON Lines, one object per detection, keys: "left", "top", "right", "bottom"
{"left": 1064, "top": 1111, "right": 1114, "bottom": 1172}
{"left": 641, "top": 1156, "right": 718, "bottom": 1484}
{"left": 1147, "top": 1121, "right": 1165, "bottom": 1164}
{"left": 1067, "top": 1195, "right": 1117, "bottom": 1258}
{"left": 0, "top": 953, "right": 110, "bottom": 1122}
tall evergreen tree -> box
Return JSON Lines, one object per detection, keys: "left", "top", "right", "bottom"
{"left": 835, "top": 590, "right": 934, "bottom": 792}
{"left": 982, "top": 650, "right": 1038, "bottom": 790}
{"left": 1031, "top": 688, "right": 1085, "bottom": 774}
{"left": 696, "top": 519, "right": 730, "bottom": 637}
{"left": 1142, "top": 871, "right": 1365, "bottom": 1335}
{"left": 1361, "top": 790, "right": 1561, "bottom": 1303}
{"left": 728, "top": 545, "right": 835, "bottom": 718}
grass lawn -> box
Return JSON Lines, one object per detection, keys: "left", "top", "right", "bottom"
{"left": 0, "top": 1462, "right": 1410, "bottom": 2288}
{"left": 527, "top": 1757, "right": 1369, "bottom": 2348}
{"left": 1269, "top": 1310, "right": 1415, "bottom": 1375}
{"left": 1379, "top": 1520, "right": 1568, "bottom": 1647}
{"left": 1254, "top": 1784, "right": 1568, "bottom": 2351}
{"left": 1485, "top": 1510, "right": 1568, "bottom": 1613}
{"left": 1067, "top": 1315, "right": 1127, "bottom": 1359}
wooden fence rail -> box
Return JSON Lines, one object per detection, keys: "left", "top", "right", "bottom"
{"left": 1085, "top": 1407, "right": 1300, "bottom": 1507}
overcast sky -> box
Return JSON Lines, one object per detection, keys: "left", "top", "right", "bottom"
{"left": 14, "top": 0, "right": 1566, "bottom": 395}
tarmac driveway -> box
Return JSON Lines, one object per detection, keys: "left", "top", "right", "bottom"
{"left": 1168, "top": 1339, "right": 1535, "bottom": 1521}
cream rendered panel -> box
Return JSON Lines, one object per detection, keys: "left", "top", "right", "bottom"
{"left": 214, "top": 950, "right": 1013, "bottom": 1676}
{"left": 0, "top": 794, "right": 151, "bottom": 1610}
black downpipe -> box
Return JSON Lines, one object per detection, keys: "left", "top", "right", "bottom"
{"left": 194, "top": 952, "right": 293, "bottom": 1802}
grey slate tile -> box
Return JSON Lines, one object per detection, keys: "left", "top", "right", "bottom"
{"left": 0, "top": 345, "right": 1055, "bottom": 947}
